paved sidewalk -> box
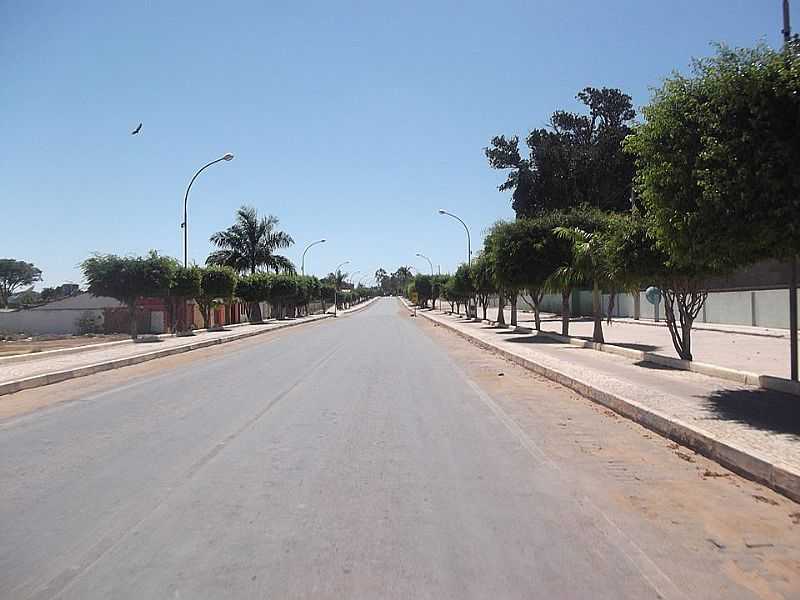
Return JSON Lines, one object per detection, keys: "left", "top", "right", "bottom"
{"left": 416, "top": 306, "right": 800, "bottom": 500}
{"left": 469, "top": 305, "right": 796, "bottom": 380}
{"left": 0, "top": 313, "right": 330, "bottom": 391}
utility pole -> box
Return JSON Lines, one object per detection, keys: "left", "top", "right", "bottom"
{"left": 784, "top": 0, "right": 798, "bottom": 380}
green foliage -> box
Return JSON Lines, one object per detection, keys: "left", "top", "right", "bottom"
{"left": 487, "top": 87, "right": 636, "bottom": 217}
{"left": 625, "top": 43, "right": 800, "bottom": 270}
{"left": 207, "top": 205, "right": 295, "bottom": 275}
{"left": 413, "top": 274, "right": 433, "bottom": 306}
{"left": 235, "top": 272, "right": 269, "bottom": 303}
{"left": 0, "top": 259, "right": 43, "bottom": 308}
{"left": 469, "top": 254, "right": 496, "bottom": 319}
{"left": 81, "top": 252, "right": 175, "bottom": 305}
{"left": 81, "top": 252, "right": 176, "bottom": 338}
{"left": 171, "top": 265, "right": 202, "bottom": 300}
{"left": 200, "top": 266, "right": 238, "bottom": 301}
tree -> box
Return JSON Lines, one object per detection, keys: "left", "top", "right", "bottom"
{"left": 234, "top": 272, "right": 269, "bottom": 324}
{"left": 553, "top": 227, "right": 611, "bottom": 343}
{"left": 0, "top": 259, "right": 42, "bottom": 308}
{"left": 469, "top": 254, "right": 496, "bottom": 320}
{"left": 482, "top": 219, "right": 564, "bottom": 329}
{"left": 169, "top": 265, "right": 202, "bottom": 333}
{"left": 451, "top": 264, "right": 474, "bottom": 317}
{"left": 539, "top": 207, "right": 608, "bottom": 335}
{"left": 198, "top": 266, "right": 238, "bottom": 328}
{"left": 207, "top": 205, "right": 295, "bottom": 275}
{"left": 486, "top": 87, "right": 636, "bottom": 217}
{"left": 413, "top": 274, "right": 433, "bottom": 307}
{"left": 81, "top": 252, "right": 175, "bottom": 339}
{"left": 393, "top": 266, "right": 413, "bottom": 293}
{"left": 625, "top": 43, "right": 800, "bottom": 271}
{"left": 268, "top": 273, "right": 298, "bottom": 319}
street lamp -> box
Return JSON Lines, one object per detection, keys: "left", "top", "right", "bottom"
{"left": 333, "top": 260, "right": 349, "bottom": 317}
{"left": 438, "top": 209, "right": 471, "bottom": 266}
{"left": 181, "top": 153, "right": 234, "bottom": 267}
{"left": 416, "top": 252, "right": 434, "bottom": 275}
{"left": 301, "top": 239, "right": 326, "bottom": 276}
{"left": 438, "top": 208, "right": 474, "bottom": 317}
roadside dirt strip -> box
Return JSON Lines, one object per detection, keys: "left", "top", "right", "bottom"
{"left": 409, "top": 303, "right": 800, "bottom": 503}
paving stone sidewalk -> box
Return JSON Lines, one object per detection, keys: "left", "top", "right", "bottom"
{"left": 417, "top": 307, "right": 800, "bottom": 500}
{"left": 469, "top": 305, "right": 796, "bottom": 380}
{"left": 0, "top": 314, "right": 328, "bottom": 387}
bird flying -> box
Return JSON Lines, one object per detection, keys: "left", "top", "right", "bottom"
{"left": 131, "top": 123, "right": 142, "bottom": 135}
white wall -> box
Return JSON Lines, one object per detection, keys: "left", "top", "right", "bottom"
{"left": 533, "top": 288, "right": 799, "bottom": 330}
{"left": 0, "top": 309, "right": 105, "bottom": 335}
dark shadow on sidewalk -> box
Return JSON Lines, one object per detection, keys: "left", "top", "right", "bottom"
{"left": 506, "top": 335, "right": 563, "bottom": 345}
{"left": 634, "top": 360, "right": 678, "bottom": 371}
{"left": 573, "top": 336, "right": 660, "bottom": 353}
{"left": 702, "top": 388, "right": 800, "bottom": 438}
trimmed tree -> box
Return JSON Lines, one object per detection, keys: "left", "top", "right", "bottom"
{"left": 469, "top": 254, "right": 496, "bottom": 321}
{"left": 198, "top": 266, "right": 238, "bottom": 329}
{"left": 170, "top": 265, "right": 202, "bottom": 334}
{"left": 81, "top": 252, "right": 175, "bottom": 339}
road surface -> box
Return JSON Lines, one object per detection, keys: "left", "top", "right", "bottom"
{"left": 1, "top": 298, "right": 797, "bottom": 599}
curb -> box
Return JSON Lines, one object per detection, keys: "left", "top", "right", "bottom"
{"left": 415, "top": 307, "right": 800, "bottom": 503}
{"left": 328, "top": 296, "right": 381, "bottom": 317}
{"left": 0, "top": 314, "right": 332, "bottom": 397}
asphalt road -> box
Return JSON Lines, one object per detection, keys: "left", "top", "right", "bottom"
{"left": 0, "top": 298, "right": 797, "bottom": 599}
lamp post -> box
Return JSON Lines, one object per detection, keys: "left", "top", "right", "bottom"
{"left": 437, "top": 209, "right": 471, "bottom": 266}
{"left": 438, "top": 208, "right": 474, "bottom": 317}
{"left": 301, "top": 239, "right": 326, "bottom": 276}
{"left": 782, "top": 0, "right": 798, "bottom": 380}
{"left": 416, "top": 252, "right": 434, "bottom": 275}
{"left": 181, "top": 153, "right": 234, "bottom": 267}
{"left": 333, "top": 260, "right": 349, "bottom": 317}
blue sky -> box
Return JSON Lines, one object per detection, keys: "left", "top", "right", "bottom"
{"left": 2, "top": 1, "right": 793, "bottom": 288}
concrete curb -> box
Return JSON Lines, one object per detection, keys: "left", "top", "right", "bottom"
{"left": 414, "top": 307, "right": 800, "bottom": 503}
{"left": 0, "top": 314, "right": 332, "bottom": 398}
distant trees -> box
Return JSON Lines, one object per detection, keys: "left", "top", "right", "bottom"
{"left": 0, "top": 259, "right": 42, "bottom": 308}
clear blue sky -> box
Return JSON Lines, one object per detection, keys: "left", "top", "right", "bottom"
{"left": 2, "top": 1, "right": 793, "bottom": 288}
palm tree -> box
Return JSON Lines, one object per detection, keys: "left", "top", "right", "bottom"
{"left": 207, "top": 206, "right": 295, "bottom": 275}
{"left": 553, "top": 227, "right": 609, "bottom": 343}
{"left": 207, "top": 205, "right": 294, "bottom": 322}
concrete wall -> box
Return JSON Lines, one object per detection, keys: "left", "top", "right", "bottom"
{"left": 532, "top": 288, "right": 799, "bottom": 330}
{"left": 0, "top": 308, "right": 105, "bottom": 335}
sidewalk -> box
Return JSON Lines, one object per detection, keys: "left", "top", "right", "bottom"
{"left": 0, "top": 313, "right": 331, "bottom": 396}
{"left": 414, "top": 305, "right": 800, "bottom": 501}
{"left": 472, "top": 305, "right": 795, "bottom": 381}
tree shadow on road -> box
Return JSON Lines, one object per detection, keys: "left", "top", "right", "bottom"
{"left": 702, "top": 388, "right": 800, "bottom": 438}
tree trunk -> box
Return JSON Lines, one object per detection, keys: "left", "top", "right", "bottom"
{"left": 561, "top": 290, "right": 570, "bottom": 336}
{"left": 633, "top": 291, "right": 641, "bottom": 320}
{"left": 592, "top": 281, "right": 604, "bottom": 343}
{"left": 249, "top": 301, "right": 263, "bottom": 323}
{"left": 496, "top": 291, "right": 506, "bottom": 326}
{"left": 482, "top": 301, "right": 487, "bottom": 320}
{"left": 128, "top": 304, "right": 139, "bottom": 340}
{"left": 510, "top": 293, "right": 518, "bottom": 326}
{"left": 663, "top": 285, "right": 706, "bottom": 361}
